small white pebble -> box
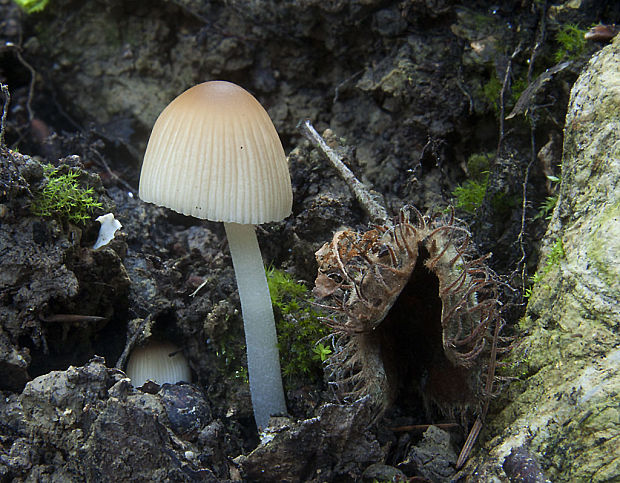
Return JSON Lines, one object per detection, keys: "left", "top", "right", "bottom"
{"left": 93, "top": 213, "right": 122, "bottom": 249}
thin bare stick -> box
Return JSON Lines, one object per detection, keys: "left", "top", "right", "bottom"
{"left": 456, "top": 417, "right": 483, "bottom": 469}
{"left": 299, "top": 120, "right": 389, "bottom": 225}
{"left": 497, "top": 43, "right": 523, "bottom": 155}
{"left": 115, "top": 314, "right": 152, "bottom": 369}
{"left": 92, "top": 149, "right": 137, "bottom": 193}
{"left": 527, "top": 0, "right": 548, "bottom": 85}
{"left": 0, "top": 84, "right": 9, "bottom": 146}
{"left": 514, "top": 2, "right": 549, "bottom": 295}
{"left": 333, "top": 70, "right": 363, "bottom": 104}
{"left": 40, "top": 314, "right": 107, "bottom": 324}
{"left": 15, "top": 50, "right": 35, "bottom": 122}
{"left": 390, "top": 422, "right": 460, "bottom": 432}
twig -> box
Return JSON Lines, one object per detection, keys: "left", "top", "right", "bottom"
{"left": 51, "top": 88, "right": 83, "bottom": 131}
{"left": 511, "top": 1, "right": 552, "bottom": 294}
{"left": 0, "top": 42, "right": 36, "bottom": 122}
{"left": 0, "top": 84, "right": 9, "bottom": 146}
{"left": 505, "top": 61, "right": 571, "bottom": 121}
{"left": 15, "top": 49, "right": 35, "bottom": 122}
{"left": 390, "top": 423, "right": 460, "bottom": 432}
{"left": 496, "top": 43, "right": 522, "bottom": 155}
{"left": 92, "top": 149, "right": 137, "bottom": 193}
{"left": 40, "top": 314, "right": 107, "bottom": 324}
{"left": 333, "top": 70, "right": 363, "bottom": 104}
{"left": 456, "top": 417, "right": 483, "bottom": 469}
{"left": 190, "top": 278, "right": 209, "bottom": 297}
{"left": 456, "top": 293, "right": 506, "bottom": 469}
{"left": 456, "top": 68, "right": 474, "bottom": 115}
{"left": 527, "top": 0, "right": 548, "bottom": 85}
{"left": 298, "top": 120, "right": 389, "bottom": 225}
{"left": 515, "top": 147, "right": 536, "bottom": 295}
{"left": 115, "top": 314, "right": 152, "bottom": 369}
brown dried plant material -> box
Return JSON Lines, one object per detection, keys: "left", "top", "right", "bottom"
{"left": 314, "top": 206, "right": 508, "bottom": 466}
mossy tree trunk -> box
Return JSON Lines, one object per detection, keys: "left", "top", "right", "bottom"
{"left": 468, "top": 35, "right": 620, "bottom": 482}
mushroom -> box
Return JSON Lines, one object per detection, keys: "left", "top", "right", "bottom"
{"left": 139, "top": 80, "right": 291, "bottom": 429}
{"left": 126, "top": 340, "right": 192, "bottom": 388}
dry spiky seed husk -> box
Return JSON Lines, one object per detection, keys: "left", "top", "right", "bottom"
{"left": 314, "top": 206, "right": 508, "bottom": 466}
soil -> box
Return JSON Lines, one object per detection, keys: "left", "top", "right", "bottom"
{"left": 1, "top": 0, "right": 618, "bottom": 481}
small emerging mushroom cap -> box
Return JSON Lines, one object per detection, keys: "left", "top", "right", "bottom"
{"left": 139, "top": 81, "right": 292, "bottom": 224}
{"left": 126, "top": 340, "right": 191, "bottom": 387}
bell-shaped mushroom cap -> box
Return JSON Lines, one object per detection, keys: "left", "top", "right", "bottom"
{"left": 139, "top": 81, "right": 292, "bottom": 224}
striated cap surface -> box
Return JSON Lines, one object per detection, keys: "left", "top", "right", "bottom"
{"left": 139, "top": 81, "right": 292, "bottom": 224}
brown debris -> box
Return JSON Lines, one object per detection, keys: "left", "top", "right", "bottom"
{"left": 314, "top": 206, "right": 508, "bottom": 467}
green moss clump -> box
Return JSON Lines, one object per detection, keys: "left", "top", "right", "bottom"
{"left": 453, "top": 175, "right": 488, "bottom": 213}
{"left": 452, "top": 152, "right": 520, "bottom": 215}
{"left": 266, "top": 267, "right": 331, "bottom": 387}
{"left": 510, "top": 75, "right": 529, "bottom": 105}
{"left": 466, "top": 152, "right": 492, "bottom": 179}
{"left": 547, "top": 238, "right": 566, "bottom": 267}
{"left": 535, "top": 195, "right": 558, "bottom": 220}
{"left": 31, "top": 164, "right": 102, "bottom": 224}
{"left": 482, "top": 75, "right": 503, "bottom": 114}
{"left": 554, "top": 24, "right": 587, "bottom": 62}
{"left": 452, "top": 153, "right": 494, "bottom": 213}
{"left": 483, "top": 70, "right": 532, "bottom": 118}
{"left": 268, "top": 266, "right": 308, "bottom": 306}
{"left": 524, "top": 238, "right": 565, "bottom": 299}
{"left": 535, "top": 174, "right": 561, "bottom": 220}
{"left": 13, "top": 0, "right": 49, "bottom": 13}
{"left": 214, "top": 338, "right": 248, "bottom": 383}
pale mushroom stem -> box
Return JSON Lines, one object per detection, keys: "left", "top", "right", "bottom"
{"left": 224, "top": 222, "right": 287, "bottom": 429}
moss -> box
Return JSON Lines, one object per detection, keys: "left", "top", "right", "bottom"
{"left": 466, "top": 152, "right": 492, "bottom": 180}
{"left": 534, "top": 174, "right": 561, "bottom": 220}
{"left": 452, "top": 153, "right": 493, "bottom": 213}
{"left": 30, "top": 164, "right": 102, "bottom": 224}
{"left": 482, "top": 67, "right": 531, "bottom": 118}
{"left": 212, "top": 269, "right": 332, "bottom": 387}
{"left": 535, "top": 195, "right": 558, "bottom": 220}
{"left": 554, "top": 24, "right": 587, "bottom": 62}
{"left": 471, "top": 12, "right": 495, "bottom": 29}
{"left": 482, "top": 74, "right": 503, "bottom": 114}
{"left": 267, "top": 266, "right": 308, "bottom": 305}
{"left": 453, "top": 176, "right": 488, "bottom": 213}
{"left": 543, "top": 238, "right": 565, "bottom": 272}
{"left": 266, "top": 267, "right": 330, "bottom": 388}
{"left": 214, "top": 336, "right": 249, "bottom": 383}
{"left": 13, "top": 0, "right": 49, "bottom": 13}
{"left": 585, "top": 201, "right": 620, "bottom": 292}
{"left": 510, "top": 75, "right": 529, "bottom": 105}
{"left": 524, "top": 238, "right": 565, "bottom": 299}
